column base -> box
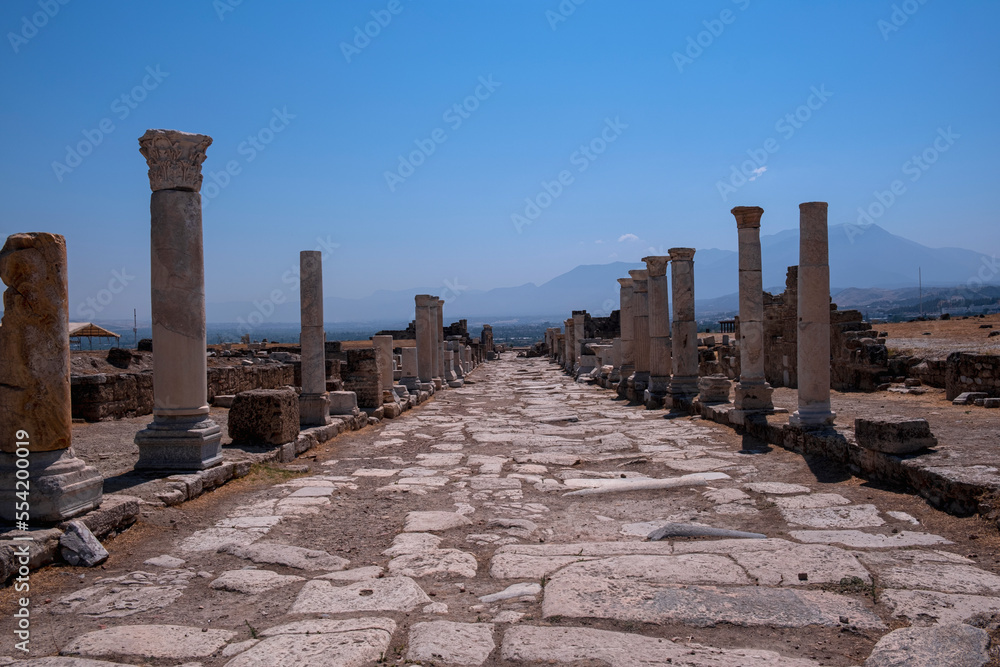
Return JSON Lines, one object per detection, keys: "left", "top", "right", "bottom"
{"left": 733, "top": 382, "right": 774, "bottom": 411}
{"left": 447, "top": 379, "right": 465, "bottom": 388}
{"left": 789, "top": 408, "right": 837, "bottom": 428}
{"left": 667, "top": 376, "right": 700, "bottom": 399}
{"left": 400, "top": 376, "right": 420, "bottom": 393}
{"left": 300, "top": 392, "right": 331, "bottom": 427}
{"left": 420, "top": 382, "right": 436, "bottom": 395}
{"left": 643, "top": 389, "right": 666, "bottom": 410}
{"left": 432, "top": 378, "right": 443, "bottom": 390}
{"left": 0, "top": 448, "right": 103, "bottom": 523}
{"left": 135, "top": 415, "right": 223, "bottom": 471}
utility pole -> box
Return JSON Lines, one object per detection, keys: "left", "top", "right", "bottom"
{"left": 918, "top": 267, "right": 923, "bottom": 317}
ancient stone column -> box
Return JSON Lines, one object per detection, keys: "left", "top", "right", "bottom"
{"left": 643, "top": 256, "right": 672, "bottom": 404}
{"left": 628, "top": 269, "right": 650, "bottom": 400}
{"left": 434, "top": 298, "right": 445, "bottom": 387}
{"left": 372, "top": 335, "right": 394, "bottom": 395}
{"left": 400, "top": 346, "right": 420, "bottom": 392}
{"left": 449, "top": 337, "right": 465, "bottom": 379}
{"left": 731, "top": 207, "right": 774, "bottom": 414}
{"left": 791, "top": 202, "right": 836, "bottom": 427}
{"left": 572, "top": 311, "right": 586, "bottom": 367}
{"left": 563, "top": 318, "right": 574, "bottom": 372}
{"left": 414, "top": 295, "right": 436, "bottom": 386}
{"left": 667, "top": 248, "right": 699, "bottom": 401}
{"left": 299, "top": 251, "right": 330, "bottom": 426}
{"left": 616, "top": 278, "right": 635, "bottom": 397}
{"left": 0, "top": 233, "right": 103, "bottom": 522}
{"left": 134, "top": 129, "right": 223, "bottom": 470}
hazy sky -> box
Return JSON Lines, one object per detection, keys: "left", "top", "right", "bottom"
{"left": 2, "top": 1, "right": 997, "bottom": 321}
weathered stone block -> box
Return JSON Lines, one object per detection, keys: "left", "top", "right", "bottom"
{"left": 854, "top": 416, "right": 937, "bottom": 455}
{"left": 328, "top": 390, "right": 358, "bottom": 415}
{"left": 228, "top": 388, "right": 299, "bottom": 446}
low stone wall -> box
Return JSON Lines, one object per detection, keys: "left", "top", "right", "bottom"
{"left": 71, "top": 364, "right": 296, "bottom": 422}
{"left": 946, "top": 352, "right": 1000, "bottom": 400}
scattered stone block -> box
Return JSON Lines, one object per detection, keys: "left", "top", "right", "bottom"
{"left": 228, "top": 388, "right": 300, "bottom": 446}
{"left": 209, "top": 569, "right": 305, "bottom": 594}
{"left": 865, "top": 623, "right": 989, "bottom": 667}
{"left": 479, "top": 582, "right": 542, "bottom": 603}
{"left": 698, "top": 374, "right": 731, "bottom": 403}
{"left": 854, "top": 416, "right": 937, "bottom": 454}
{"left": 213, "top": 394, "right": 235, "bottom": 407}
{"left": 59, "top": 521, "right": 109, "bottom": 567}
{"left": 985, "top": 398, "right": 1000, "bottom": 408}
{"left": 220, "top": 542, "right": 348, "bottom": 571}
{"left": 62, "top": 624, "right": 237, "bottom": 660}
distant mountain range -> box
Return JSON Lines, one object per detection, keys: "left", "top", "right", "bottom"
{"left": 205, "top": 224, "right": 999, "bottom": 324}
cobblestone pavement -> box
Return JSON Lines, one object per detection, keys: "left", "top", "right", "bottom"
{"left": 4, "top": 357, "right": 999, "bottom": 666}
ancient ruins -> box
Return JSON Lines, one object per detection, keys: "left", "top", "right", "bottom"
{"left": 2, "top": 131, "right": 1000, "bottom": 665}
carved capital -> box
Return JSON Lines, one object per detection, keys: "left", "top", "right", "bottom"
{"left": 667, "top": 247, "right": 696, "bottom": 262}
{"left": 731, "top": 206, "right": 764, "bottom": 230}
{"left": 138, "top": 129, "right": 213, "bottom": 192}
{"left": 642, "top": 255, "right": 670, "bottom": 277}
{"left": 617, "top": 277, "right": 633, "bottom": 289}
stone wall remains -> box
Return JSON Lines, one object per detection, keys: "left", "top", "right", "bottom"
{"left": 946, "top": 352, "right": 1000, "bottom": 399}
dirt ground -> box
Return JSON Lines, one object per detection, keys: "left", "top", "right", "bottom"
{"left": 880, "top": 312, "right": 1000, "bottom": 357}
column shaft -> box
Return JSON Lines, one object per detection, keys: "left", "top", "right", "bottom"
{"left": 731, "top": 207, "right": 773, "bottom": 412}
{"left": 667, "top": 248, "right": 699, "bottom": 399}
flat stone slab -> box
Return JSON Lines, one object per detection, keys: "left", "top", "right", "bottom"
{"left": 62, "top": 624, "right": 236, "bottom": 660}
{"left": 404, "top": 511, "right": 472, "bottom": 532}
{"left": 290, "top": 576, "right": 431, "bottom": 614}
{"left": 226, "top": 617, "right": 396, "bottom": 667}
{"left": 543, "top": 578, "right": 885, "bottom": 629}
{"left": 352, "top": 468, "right": 398, "bottom": 477}
{"left": 143, "top": 554, "right": 185, "bottom": 568}
{"left": 221, "top": 542, "right": 349, "bottom": 571}
{"left": 552, "top": 554, "right": 751, "bottom": 586}
{"left": 773, "top": 493, "right": 850, "bottom": 510}
{"left": 744, "top": 482, "right": 812, "bottom": 495}
{"left": 479, "top": 582, "right": 542, "bottom": 603}
{"left": 501, "top": 625, "right": 822, "bottom": 666}
{"left": 178, "top": 527, "right": 268, "bottom": 553}
{"left": 383, "top": 532, "right": 442, "bottom": 556}
{"left": 316, "top": 565, "right": 384, "bottom": 582}
{"left": 288, "top": 486, "right": 334, "bottom": 497}
{"left": 562, "top": 472, "right": 730, "bottom": 496}
{"left": 882, "top": 589, "right": 1000, "bottom": 625}
{"left": 388, "top": 548, "right": 478, "bottom": 578}
{"left": 9, "top": 659, "right": 136, "bottom": 666}
{"left": 875, "top": 561, "right": 1000, "bottom": 595}
{"left": 209, "top": 569, "right": 305, "bottom": 594}
{"left": 790, "top": 530, "right": 952, "bottom": 548}
{"left": 407, "top": 621, "right": 496, "bottom": 666}
{"left": 865, "top": 623, "right": 989, "bottom": 667}
{"left": 781, "top": 504, "right": 885, "bottom": 529}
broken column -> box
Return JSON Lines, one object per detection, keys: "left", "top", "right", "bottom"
{"left": 628, "top": 269, "right": 650, "bottom": 401}
{"left": 667, "top": 248, "right": 699, "bottom": 403}
{"left": 791, "top": 202, "right": 836, "bottom": 427}
{"left": 563, "top": 317, "right": 575, "bottom": 373}
{"left": 616, "top": 278, "right": 635, "bottom": 397}
{"left": 299, "top": 250, "right": 330, "bottom": 426}
{"left": 0, "top": 233, "right": 103, "bottom": 521}
{"left": 134, "top": 129, "right": 223, "bottom": 470}
{"left": 414, "top": 295, "right": 436, "bottom": 392}
{"left": 372, "top": 335, "right": 395, "bottom": 399}
{"left": 643, "top": 256, "right": 671, "bottom": 406}
{"left": 731, "top": 207, "right": 773, "bottom": 415}
{"left": 572, "top": 311, "right": 586, "bottom": 369}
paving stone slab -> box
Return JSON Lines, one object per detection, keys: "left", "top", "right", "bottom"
{"left": 479, "top": 582, "right": 542, "bottom": 603}
{"left": 178, "top": 527, "right": 268, "bottom": 553}
{"left": 209, "top": 569, "right": 305, "bottom": 594}
{"left": 789, "top": 530, "right": 951, "bottom": 548}
{"left": 144, "top": 554, "right": 185, "bottom": 568}
{"left": 290, "top": 576, "right": 431, "bottom": 614}
{"left": 388, "top": 548, "right": 478, "bottom": 578}
{"left": 407, "top": 621, "right": 496, "bottom": 666}
{"left": 874, "top": 562, "right": 1000, "bottom": 595}
{"left": 383, "top": 532, "right": 442, "bottom": 556}
{"left": 864, "top": 623, "right": 989, "bottom": 667}
{"left": 781, "top": 504, "right": 885, "bottom": 529}
{"left": 730, "top": 543, "right": 870, "bottom": 586}
{"left": 744, "top": 482, "right": 812, "bottom": 495}
{"left": 315, "top": 566, "right": 384, "bottom": 582}
{"left": 62, "top": 625, "right": 236, "bottom": 660}
{"left": 553, "top": 554, "right": 750, "bottom": 586}
{"left": 501, "top": 625, "right": 822, "bottom": 666}
{"left": 773, "top": 493, "right": 851, "bottom": 510}
{"left": 881, "top": 589, "right": 1000, "bottom": 625}
{"left": 10, "top": 659, "right": 135, "bottom": 667}
{"left": 220, "top": 542, "right": 349, "bottom": 571}
{"left": 404, "top": 511, "right": 473, "bottom": 532}
{"left": 223, "top": 630, "right": 392, "bottom": 667}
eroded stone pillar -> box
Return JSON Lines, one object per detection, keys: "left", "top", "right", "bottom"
{"left": 434, "top": 298, "right": 445, "bottom": 387}
{"left": 400, "top": 346, "right": 420, "bottom": 392}
{"left": 791, "top": 202, "right": 836, "bottom": 427}
{"left": 667, "top": 248, "right": 699, "bottom": 401}
{"left": 731, "top": 207, "right": 773, "bottom": 414}
{"left": 572, "top": 311, "right": 586, "bottom": 368}
{"left": 643, "top": 256, "right": 672, "bottom": 404}
{"left": 372, "top": 335, "right": 394, "bottom": 395}
{"left": 616, "top": 278, "right": 635, "bottom": 397}
{"left": 628, "top": 269, "right": 650, "bottom": 400}
{"left": 0, "top": 233, "right": 103, "bottom": 521}
{"left": 134, "top": 129, "right": 222, "bottom": 470}
{"left": 563, "top": 318, "right": 574, "bottom": 372}
{"left": 414, "top": 295, "right": 436, "bottom": 387}
{"left": 300, "top": 251, "right": 330, "bottom": 426}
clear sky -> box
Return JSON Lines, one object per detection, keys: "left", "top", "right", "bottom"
{"left": 2, "top": 0, "right": 997, "bottom": 321}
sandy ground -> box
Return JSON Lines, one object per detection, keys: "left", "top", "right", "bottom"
{"left": 880, "top": 313, "right": 1000, "bottom": 357}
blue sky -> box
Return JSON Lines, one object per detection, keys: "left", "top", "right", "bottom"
{"left": 1, "top": 0, "right": 997, "bottom": 321}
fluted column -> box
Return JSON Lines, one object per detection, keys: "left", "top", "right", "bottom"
{"left": 415, "top": 295, "right": 436, "bottom": 385}
{"left": 643, "top": 256, "right": 672, "bottom": 401}
{"left": 134, "top": 129, "right": 223, "bottom": 470}
{"left": 667, "top": 248, "right": 699, "bottom": 400}
{"left": 731, "top": 207, "right": 774, "bottom": 412}
{"left": 0, "top": 233, "right": 103, "bottom": 521}
{"left": 791, "top": 202, "right": 836, "bottom": 427}
{"left": 616, "top": 278, "right": 635, "bottom": 397}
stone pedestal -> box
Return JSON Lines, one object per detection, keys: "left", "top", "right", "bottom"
{"left": 134, "top": 130, "right": 223, "bottom": 470}
{"left": 400, "top": 346, "right": 420, "bottom": 392}
{"left": 628, "top": 270, "right": 650, "bottom": 401}
{"left": 667, "top": 248, "right": 699, "bottom": 402}
{"left": 0, "top": 233, "right": 103, "bottom": 522}
{"left": 415, "top": 295, "right": 436, "bottom": 384}
{"left": 299, "top": 250, "right": 330, "bottom": 426}
{"left": 790, "top": 202, "right": 836, "bottom": 427}
{"left": 731, "top": 207, "right": 774, "bottom": 416}
{"left": 643, "top": 256, "right": 672, "bottom": 405}
{"left": 616, "top": 278, "right": 635, "bottom": 397}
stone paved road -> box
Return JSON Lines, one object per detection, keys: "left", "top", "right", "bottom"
{"left": 4, "top": 357, "right": 1000, "bottom": 666}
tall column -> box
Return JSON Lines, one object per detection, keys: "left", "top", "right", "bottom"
{"left": 572, "top": 311, "right": 586, "bottom": 367}
{"left": 435, "top": 298, "right": 445, "bottom": 386}
{"left": 667, "top": 248, "right": 699, "bottom": 401}
{"left": 616, "top": 278, "right": 635, "bottom": 397}
{"left": 791, "top": 202, "right": 836, "bottom": 427}
{"left": 372, "top": 335, "right": 394, "bottom": 396}
{"left": 563, "top": 318, "right": 574, "bottom": 372}
{"left": 400, "top": 345, "right": 420, "bottom": 392}
{"left": 643, "top": 256, "right": 672, "bottom": 403}
{"left": 628, "top": 270, "right": 650, "bottom": 399}
{"left": 299, "top": 251, "right": 330, "bottom": 426}
{"left": 0, "top": 233, "right": 103, "bottom": 521}
{"left": 134, "top": 129, "right": 222, "bottom": 470}
{"left": 415, "top": 295, "right": 436, "bottom": 386}
{"left": 731, "top": 207, "right": 773, "bottom": 413}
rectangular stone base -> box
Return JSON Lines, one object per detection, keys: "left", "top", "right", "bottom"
{"left": 0, "top": 449, "right": 103, "bottom": 523}
{"left": 419, "top": 382, "right": 435, "bottom": 395}
{"left": 789, "top": 408, "right": 837, "bottom": 429}
{"left": 733, "top": 382, "right": 774, "bottom": 411}
{"left": 135, "top": 416, "right": 223, "bottom": 471}
{"left": 300, "top": 392, "right": 330, "bottom": 427}
{"left": 432, "top": 378, "right": 443, "bottom": 390}
{"left": 328, "top": 391, "right": 358, "bottom": 416}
